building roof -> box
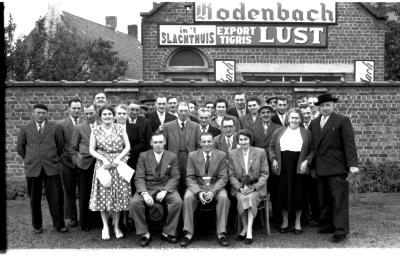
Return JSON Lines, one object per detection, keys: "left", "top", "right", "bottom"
{"left": 61, "top": 11, "right": 143, "bottom": 80}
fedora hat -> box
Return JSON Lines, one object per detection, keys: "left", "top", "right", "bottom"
{"left": 258, "top": 104, "right": 274, "bottom": 113}
{"left": 140, "top": 95, "right": 156, "bottom": 103}
{"left": 148, "top": 202, "right": 164, "bottom": 222}
{"left": 315, "top": 94, "right": 338, "bottom": 106}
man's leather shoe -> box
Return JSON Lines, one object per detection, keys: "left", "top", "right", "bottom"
{"left": 82, "top": 227, "right": 90, "bottom": 232}
{"left": 244, "top": 238, "right": 253, "bottom": 245}
{"left": 235, "top": 234, "right": 246, "bottom": 241}
{"left": 139, "top": 235, "right": 152, "bottom": 247}
{"left": 180, "top": 236, "right": 192, "bottom": 247}
{"left": 33, "top": 228, "right": 43, "bottom": 234}
{"left": 161, "top": 234, "right": 178, "bottom": 243}
{"left": 279, "top": 227, "right": 289, "bottom": 233}
{"left": 293, "top": 229, "right": 303, "bottom": 235}
{"left": 217, "top": 235, "right": 228, "bottom": 247}
{"left": 330, "top": 234, "right": 346, "bottom": 243}
{"left": 69, "top": 219, "right": 78, "bottom": 227}
{"left": 317, "top": 227, "right": 335, "bottom": 234}
{"left": 55, "top": 227, "right": 68, "bottom": 233}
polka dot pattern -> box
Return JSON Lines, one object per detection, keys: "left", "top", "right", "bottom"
{"left": 89, "top": 124, "right": 131, "bottom": 212}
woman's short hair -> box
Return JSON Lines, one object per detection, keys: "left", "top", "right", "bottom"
{"left": 286, "top": 108, "right": 303, "bottom": 125}
{"left": 236, "top": 129, "right": 254, "bottom": 146}
{"left": 98, "top": 104, "right": 115, "bottom": 117}
{"left": 115, "top": 104, "right": 128, "bottom": 112}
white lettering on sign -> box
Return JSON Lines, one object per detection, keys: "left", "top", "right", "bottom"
{"left": 195, "top": 2, "right": 336, "bottom": 23}
{"left": 215, "top": 60, "right": 235, "bottom": 82}
{"left": 355, "top": 61, "right": 375, "bottom": 82}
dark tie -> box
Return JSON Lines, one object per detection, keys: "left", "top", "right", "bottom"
{"left": 155, "top": 156, "right": 162, "bottom": 177}
{"left": 74, "top": 119, "right": 79, "bottom": 126}
{"left": 202, "top": 126, "right": 207, "bottom": 133}
{"left": 181, "top": 122, "right": 185, "bottom": 130}
{"left": 227, "top": 138, "right": 232, "bottom": 149}
{"left": 38, "top": 123, "right": 43, "bottom": 134}
{"left": 205, "top": 154, "right": 210, "bottom": 175}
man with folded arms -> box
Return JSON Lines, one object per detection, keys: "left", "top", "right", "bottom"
{"left": 17, "top": 104, "right": 67, "bottom": 234}
{"left": 129, "top": 132, "right": 182, "bottom": 247}
{"left": 181, "top": 133, "right": 230, "bottom": 247}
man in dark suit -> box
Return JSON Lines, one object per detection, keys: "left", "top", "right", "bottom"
{"left": 271, "top": 96, "right": 288, "bottom": 126}
{"left": 308, "top": 94, "right": 359, "bottom": 243}
{"left": 71, "top": 104, "right": 98, "bottom": 232}
{"left": 213, "top": 117, "right": 238, "bottom": 155}
{"left": 129, "top": 132, "right": 182, "bottom": 247}
{"left": 180, "top": 133, "right": 230, "bottom": 247}
{"left": 145, "top": 95, "right": 176, "bottom": 132}
{"left": 226, "top": 92, "right": 249, "bottom": 119}
{"left": 198, "top": 107, "right": 221, "bottom": 137}
{"left": 240, "top": 96, "right": 261, "bottom": 130}
{"left": 17, "top": 104, "right": 67, "bottom": 233}
{"left": 251, "top": 104, "right": 281, "bottom": 226}
{"left": 59, "top": 98, "right": 82, "bottom": 228}
{"left": 163, "top": 101, "right": 201, "bottom": 195}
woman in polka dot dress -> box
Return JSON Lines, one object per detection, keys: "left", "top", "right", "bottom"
{"left": 89, "top": 105, "right": 132, "bottom": 240}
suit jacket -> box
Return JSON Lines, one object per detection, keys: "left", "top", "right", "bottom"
{"left": 228, "top": 147, "right": 269, "bottom": 196}
{"left": 59, "top": 116, "right": 79, "bottom": 168}
{"left": 189, "top": 115, "right": 200, "bottom": 124}
{"left": 251, "top": 121, "right": 281, "bottom": 156}
{"left": 163, "top": 119, "right": 201, "bottom": 154}
{"left": 210, "top": 114, "right": 242, "bottom": 132}
{"left": 186, "top": 149, "right": 228, "bottom": 194}
{"left": 308, "top": 112, "right": 358, "bottom": 176}
{"left": 145, "top": 111, "right": 176, "bottom": 132}
{"left": 213, "top": 133, "right": 238, "bottom": 155}
{"left": 134, "top": 150, "right": 180, "bottom": 195}
{"left": 226, "top": 107, "right": 249, "bottom": 119}
{"left": 126, "top": 117, "right": 152, "bottom": 169}
{"left": 268, "top": 126, "right": 314, "bottom": 176}
{"left": 71, "top": 120, "right": 94, "bottom": 170}
{"left": 271, "top": 113, "right": 288, "bottom": 126}
{"left": 17, "top": 120, "right": 63, "bottom": 177}
{"left": 207, "top": 125, "right": 221, "bottom": 137}
{"left": 240, "top": 113, "right": 261, "bottom": 130}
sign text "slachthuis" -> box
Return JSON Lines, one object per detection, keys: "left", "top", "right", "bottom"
{"left": 195, "top": 2, "right": 336, "bottom": 24}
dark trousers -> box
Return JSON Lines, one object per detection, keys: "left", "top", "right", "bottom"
{"left": 268, "top": 174, "right": 281, "bottom": 223}
{"left": 61, "top": 163, "right": 78, "bottom": 221}
{"left": 317, "top": 175, "right": 349, "bottom": 236}
{"left": 77, "top": 161, "right": 96, "bottom": 229}
{"left": 26, "top": 168, "right": 65, "bottom": 229}
{"left": 309, "top": 177, "right": 320, "bottom": 221}
{"left": 177, "top": 151, "right": 188, "bottom": 197}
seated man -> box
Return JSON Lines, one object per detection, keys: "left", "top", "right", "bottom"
{"left": 129, "top": 132, "right": 183, "bottom": 247}
{"left": 181, "top": 133, "right": 230, "bottom": 247}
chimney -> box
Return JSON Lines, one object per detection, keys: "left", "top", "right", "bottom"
{"left": 128, "top": 25, "right": 138, "bottom": 38}
{"left": 106, "top": 16, "right": 117, "bottom": 31}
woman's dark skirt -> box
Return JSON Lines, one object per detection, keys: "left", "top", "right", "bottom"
{"left": 278, "top": 151, "right": 305, "bottom": 212}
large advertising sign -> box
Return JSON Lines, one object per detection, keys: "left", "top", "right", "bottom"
{"left": 195, "top": 2, "right": 336, "bottom": 24}
{"left": 355, "top": 60, "right": 375, "bottom": 82}
{"left": 159, "top": 25, "right": 327, "bottom": 47}
{"left": 215, "top": 60, "right": 235, "bottom": 82}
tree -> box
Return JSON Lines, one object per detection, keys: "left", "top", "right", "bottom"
{"left": 385, "top": 3, "right": 400, "bottom": 80}
{"left": 5, "top": 16, "right": 127, "bottom": 81}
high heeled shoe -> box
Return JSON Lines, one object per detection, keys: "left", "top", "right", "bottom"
{"left": 102, "top": 228, "right": 110, "bottom": 240}
{"left": 115, "top": 229, "right": 124, "bottom": 239}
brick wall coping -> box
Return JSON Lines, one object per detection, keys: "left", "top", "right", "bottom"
{"left": 5, "top": 80, "right": 400, "bottom": 88}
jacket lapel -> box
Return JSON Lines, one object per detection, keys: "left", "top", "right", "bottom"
{"left": 159, "top": 152, "right": 166, "bottom": 178}
{"left": 30, "top": 121, "right": 41, "bottom": 138}
{"left": 171, "top": 120, "right": 179, "bottom": 144}
{"left": 39, "top": 120, "right": 49, "bottom": 139}
{"left": 248, "top": 147, "right": 256, "bottom": 172}
{"left": 148, "top": 151, "right": 159, "bottom": 177}
{"left": 197, "top": 151, "right": 205, "bottom": 176}
{"left": 238, "top": 148, "right": 246, "bottom": 173}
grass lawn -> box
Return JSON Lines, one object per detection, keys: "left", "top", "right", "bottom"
{"left": 5, "top": 192, "right": 400, "bottom": 249}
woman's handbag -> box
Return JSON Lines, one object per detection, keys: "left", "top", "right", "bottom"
{"left": 96, "top": 165, "right": 112, "bottom": 187}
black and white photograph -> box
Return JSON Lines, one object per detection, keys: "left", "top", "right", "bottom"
{"left": 2, "top": 0, "right": 400, "bottom": 256}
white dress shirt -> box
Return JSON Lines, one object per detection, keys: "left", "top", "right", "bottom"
{"left": 280, "top": 127, "right": 303, "bottom": 152}
{"left": 242, "top": 149, "right": 249, "bottom": 175}
{"left": 154, "top": 151, "right": 164, "bottom": 164}
{"left": 157, "top": 111, "right": 165, "bottom": 125}
{"left": 35, "top": 121, "right": 45, "bottom": 132}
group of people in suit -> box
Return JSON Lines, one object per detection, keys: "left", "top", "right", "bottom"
{"left": 16, "top": 91, "right": 359, "bottom": 247}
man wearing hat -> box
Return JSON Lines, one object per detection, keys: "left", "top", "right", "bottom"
{"left": 308, "top": 93, "right": 359, "bottom": 243}
{"left": 17, "top": 104, "right": 68, "bottom": 233}
{"left": 251, "top": 104, "right": 282, "bottom": 225}
{"left": 140, "top": 94, "right": 156, "bottom": 113}
{"left": 129, "top": 132, "right": 182, "bottom": 247}
{"left": 265, "top": 96, "right": 278, "bottom": 111}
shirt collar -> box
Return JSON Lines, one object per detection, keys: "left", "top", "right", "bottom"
{"left": 203, "top": 150, "right": 212, "bottom": 159}
{"left": 154, "top": 151, "right": 164, "bottom": 158}
{"left": 178, "top": 118, "right": 186, "bottom": 126}
{"left": 157, "top": 111, "right": 165, "bottom": 117}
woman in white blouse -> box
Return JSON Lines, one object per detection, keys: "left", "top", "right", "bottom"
{"left": 269, "top": 108, "right": 313, "bottom": 234}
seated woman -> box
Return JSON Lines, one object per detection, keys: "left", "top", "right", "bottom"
{"left": 228, "top": 129, "right": 269, "bottom": 245}
{"left": 269, "top": 108, "right": 313, "bottom": 234}
{"left": 89, "top": 105, "right": 132, "bottom": 240}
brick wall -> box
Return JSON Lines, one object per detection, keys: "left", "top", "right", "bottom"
{"left": 142, "top": 2, "right": 386, "bottom": 81}
{"left": 6, "top": 82, "right": 400, "bottom": 187}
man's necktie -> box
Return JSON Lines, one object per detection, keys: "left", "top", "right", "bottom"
{"left": 181, "top": 122, "right": 185, "bottom": 130}
{"left": 38, "top": 124, "right": 43, "bottom": 134}
{"left": 227, "top": 139, "right": 232, "bottom": 149}
{"left": 74, "top": 119, "right": 78, "bottom": 126}
{"left": 202, "top": 126, "right": 207, "bottom": 133}
{"left": 155, "top": 155, "right": 162, "bottom": 177}
{"left": 320, "top": 116, "right": 327, "bottom": 129}
{"left": 205, "top": 154, "right": 210, "bottom": 175}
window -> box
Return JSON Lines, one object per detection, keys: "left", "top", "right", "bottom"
{"left": 168, "top": 49, "right": 205, "bottom": 66}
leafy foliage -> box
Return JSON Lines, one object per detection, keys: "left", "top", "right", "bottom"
{"left": 5, "top": 15, "right": 127, "bottom": 81}
{"left": 349, "top": 160, "right": 400, "bottom": 193}
{"left": 385, "top": 3, "right": 400, "bottom": 80}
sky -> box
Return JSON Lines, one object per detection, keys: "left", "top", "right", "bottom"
{"left": 3, "top": 0, "right": 154, "bottom": 42}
